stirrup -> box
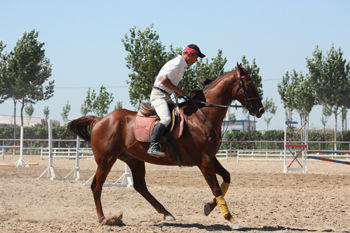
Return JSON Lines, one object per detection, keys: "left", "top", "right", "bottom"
{"left": 147, "top": 143, "right": 166, "bottom": 158}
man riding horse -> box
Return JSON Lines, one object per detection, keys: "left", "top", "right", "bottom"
{"left": 148, "top": 44, "right": 205, "bottom": 157}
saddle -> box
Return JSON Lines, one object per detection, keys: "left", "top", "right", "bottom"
{"left": 134, "top": 102, "right": 184, "bottom": 143}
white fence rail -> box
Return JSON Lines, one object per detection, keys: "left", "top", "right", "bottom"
{"left": 40, "top": 148, "right": 94, "bottom": 160}
{"left": 216, "top": 150, "right": 228, "bottom": 162}
{"left": 237, "top": 150, "right": 300, "bottom": 162}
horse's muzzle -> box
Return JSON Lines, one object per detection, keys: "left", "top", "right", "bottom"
{"left": 250, "top": 107, "right": 264, "bottom": 118}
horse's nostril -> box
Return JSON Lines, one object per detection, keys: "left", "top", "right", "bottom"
{"left": 259, "top": 107, "right": 265, "bottom": 114}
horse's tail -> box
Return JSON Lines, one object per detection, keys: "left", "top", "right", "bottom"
{"left": 67, "top": 115, "right": 101, "bottom": 142}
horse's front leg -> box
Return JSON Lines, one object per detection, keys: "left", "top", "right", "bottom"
{"left": 198, "top": 156, "right": 243, "bottom": 230}
{"left": 204, "top": 156, "right": 231, "bottom": 216}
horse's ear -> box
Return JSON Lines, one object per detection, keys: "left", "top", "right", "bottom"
{"left": 236, "top": 62, "right": 242, "bottom": 76}
{"left": 201, "top": 77, "right": 213, "bottom": 87}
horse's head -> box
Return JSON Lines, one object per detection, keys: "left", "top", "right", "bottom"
{"left": 234, "top": 63, "right": 264, "bottom": 118}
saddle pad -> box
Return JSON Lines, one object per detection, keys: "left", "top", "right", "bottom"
{"left": 134, "top": 112, "right": 184, "bottom": 142}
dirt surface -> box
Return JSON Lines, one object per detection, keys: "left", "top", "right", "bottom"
{"left": 0, "top": 154, "right": 349, "bottom": 232}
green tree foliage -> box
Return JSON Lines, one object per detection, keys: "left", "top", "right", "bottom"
{"left": 114, "top": 101, "right": 123, "bottom": 110}
{"left": 43, "top": 106, "right": 50, "bottom": 120}
{"left": 0, "top": 40, "right": 7, "bottom": 103}
{"left": 228, "top": 113, "right": 236, "bottom": 121}
{"left": 293, "top": 73, "right": 315, "bottom": 128}
{"left": 278, "top": 69, "right": 299, "bottom": 121}
{"left": 0, "top": 30, "right": 54, "bottom": 139}
{"left": 61, "top": 100, "right": 71, "bottom": 122}
{"left": 122, "top": 25, "right": 167, "bottom": 108}
{"left": 306, "top": 44, "right": 350, "bottom": 146}
{"left": 82, "top": 86, "right": 114, "bottom": 117}
{"left": 262, "top": 97, "right": 277, "bottom": 130}
{"left": 321, "top": 105, "right": 332, "bottom": 133}
{"left": 24, "top": 103, "right": 34, "bottom": 125}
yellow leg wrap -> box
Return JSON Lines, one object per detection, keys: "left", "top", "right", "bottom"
{"left": 216, "top": 195, "right": 230, "bottom": 216}
{"left": 221, "top": 181, "right": 230, "bottom": 196}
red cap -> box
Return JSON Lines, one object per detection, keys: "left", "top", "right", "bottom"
{"left": 184, "top": 44, "right": 205, "bottom": 58}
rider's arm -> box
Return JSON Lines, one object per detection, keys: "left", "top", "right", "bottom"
{"left": 161, "top": 75, "right": 186, "bottom": 97}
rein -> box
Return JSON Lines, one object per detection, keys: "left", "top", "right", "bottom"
{"left": 184, "top": 96, "right": 245, "bottom": 109}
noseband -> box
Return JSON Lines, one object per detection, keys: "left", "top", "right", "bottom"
{"left": 234, "top": 74, "right": 261, "bottom": 111}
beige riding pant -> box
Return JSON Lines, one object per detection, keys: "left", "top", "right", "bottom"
{"left": 150, "top": 89, "right": 174, "bottom": 127}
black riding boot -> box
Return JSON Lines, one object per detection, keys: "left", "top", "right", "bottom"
{"left": 148, "top": 123, "right": 167, "bottom": 158}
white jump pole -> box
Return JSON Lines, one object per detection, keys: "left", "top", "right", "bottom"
{"left": 65, "top": 136, "right": 88, "bottom": 181}
{"left": 113, "top": 163, "right": 133, "bottom": 187}
{"left": 38, "top": 120, "right": 62, "bottom": 180}
{"left": 14, "top": 126, "right": 29, "bottom": 167}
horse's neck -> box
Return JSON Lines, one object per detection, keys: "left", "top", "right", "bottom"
{"left": 200, "top": 78, "right": 235, "bottom": 127}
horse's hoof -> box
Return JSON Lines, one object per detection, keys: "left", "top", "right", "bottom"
{"left": 204, "top": 203, "right": 211, "bottom": 216}
{"left": 164, "top": 214, "right": 176, "bottom": 221}
{"left": 231, "top": 222, "right": 243, "bottom": 230}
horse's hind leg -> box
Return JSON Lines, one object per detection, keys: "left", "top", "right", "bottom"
{"left": 204, "top": 156, "right": 231, "bottom": 216}
{"left": 120, "top": 153, "right": 175, "bottom": 221}
{"left": 91, "top": 155, "right": 118, "bottom": 223}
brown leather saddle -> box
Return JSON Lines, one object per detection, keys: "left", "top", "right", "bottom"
{"left": 134, "top": 102, "right": 184, "bottom": 166}
{"left": 137, "top": 102, "right": 181, "bottom": 133}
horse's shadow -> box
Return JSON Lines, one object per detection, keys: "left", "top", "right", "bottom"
{"left": 157, "top": 223, "right": 332, "bottom": 232}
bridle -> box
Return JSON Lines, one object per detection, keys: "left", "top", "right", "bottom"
{"left": 234, "top": 74, "right": 262, "bottom": 111}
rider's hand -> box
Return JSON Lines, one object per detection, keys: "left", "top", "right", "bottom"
{"left": 176, "top": 89, "right": 186, "bottom": 98}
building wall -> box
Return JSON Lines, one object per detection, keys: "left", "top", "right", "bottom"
{"left": 222, "top": 119, "right": 256, "bottom": 132}
{"left": 0, "top": 115, "right": 65, "bottom": 127}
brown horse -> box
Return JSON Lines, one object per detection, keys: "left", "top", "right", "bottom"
{"left": 67, "top": 63, "right": 264, "bottom": 230}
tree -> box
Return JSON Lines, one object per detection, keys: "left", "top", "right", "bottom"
{"left": 114, "top": 101, "right": 123, "bottom": 110}
{"left": 278, "top": 69, "right": 299, "bottom": 121}
{"left": 321, "top": 105, "right": 332, "bottom": 134}
{"left": 61, "top": 100, "right": 71, "bottom": 122}
{"left": 0, "top": 30, "right": 54, "bottom": 140}
{"left": 228, "top": 113, "right": 236, "bottom": 122}
{"left": 0, "top": 40, "right": 7, "bottom": 103}
{"left": 293, "top": 73, "right": 315, "bottom": 128}
{"left": 80, "top": 103, "right": 89, "bottom": 116}
{"left": 306, "top": 44, "right": 350, "bottom": 148}
{"left": 82, "top": 86, "right": 114, "bottom": 117}
{"left": 341, "top": 108, "right": 347, "bottom": 132}
{"left": 24, "top": 103, "right": 34, "bottom": 126}
{"left": 122, "top": 25, "right": 167, "bottom": 108}
{"left": 43, "top": 106, "right": 50, "bottom": 120}
{"left": 262, "top": 97, "right": 277, "bottom": 130}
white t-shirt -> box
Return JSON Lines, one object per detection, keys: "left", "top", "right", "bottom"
{"left": 153, "top": 55, "right": 187, "bottom": 94}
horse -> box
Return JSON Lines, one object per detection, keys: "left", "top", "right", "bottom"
{"left": 67, "top": 62, "right": 264, "bottom": 230}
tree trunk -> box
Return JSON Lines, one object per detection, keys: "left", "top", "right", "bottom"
{"left": 334, "top": 106, "right": 338, "bottom": 151}
{"left": 13, "top": 98, "right": 17, "bottom": 140}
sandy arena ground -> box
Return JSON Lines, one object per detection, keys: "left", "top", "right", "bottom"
{"left": 0, "top": 154, "right": 349, "bottom": 233}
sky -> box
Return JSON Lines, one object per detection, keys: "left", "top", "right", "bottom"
{"left": 0, "top": 0, "right": 349, "bottom": 131}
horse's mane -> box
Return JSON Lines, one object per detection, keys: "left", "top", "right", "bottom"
{"left": 203, "top": 71, "right": 234, "bottom": 91}
{"left": 187, "top": 70, "right": 235, "bottom": 101}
